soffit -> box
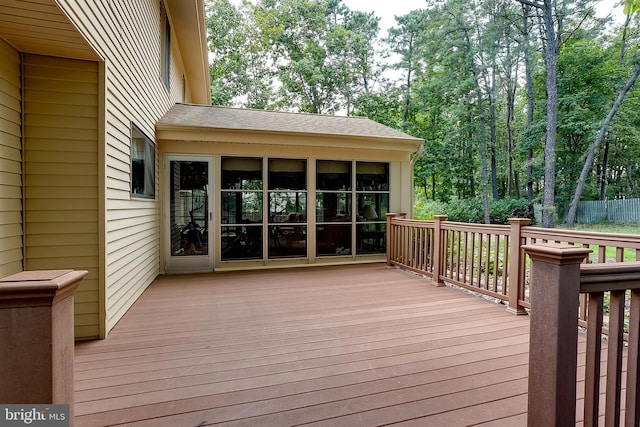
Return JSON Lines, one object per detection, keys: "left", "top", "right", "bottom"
{"left": 0, "top": 0, "right": 99, "bottom": 61}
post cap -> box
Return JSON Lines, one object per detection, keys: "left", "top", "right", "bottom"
{"left": 523, "top": 243, "right": 591, "bottom": 265}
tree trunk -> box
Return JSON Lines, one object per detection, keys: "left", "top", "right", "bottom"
{"left": 620, "top": 12, "right": 632, "bottom": 64}
{"left": 432, "top": 174, "right": 436, "bottom": 200}
{"left": 505, "top": 47, "right": 516, "bottom": 198}
{"left": 489, "top": 68, "right": 499, "bottom": 201}
{"left": 564, "top": 63, "right": 640, "bottom": 227}
{"left": 401, "top": 36, "right": 414, "bottom": 132}
{"left": 599, "top": 137, "right": 610, "bottom": 200}
{"left": 463, "top": 28, "right": 490, "bottom": 224}
{"left": 521, "top": 3, "right": 535, "bottom": 205}
{"left": 541, "top": 0, "right": 558, "bottom": 228}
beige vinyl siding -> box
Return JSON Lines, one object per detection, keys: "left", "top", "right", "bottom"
{"left": 0, "top": 39, "right": 23, "bottom": 278}
{"left": 55, "top": 0, "right": 189, "bottom": 333}
{"left": 23, "top": 54, "right": 100, "bottom": 339}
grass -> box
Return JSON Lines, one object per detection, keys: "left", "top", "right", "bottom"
{"left": 557, "top": 223, "right": 640, "bottom": 262}
{"left": 562, "top": 223, "right": 640, "bottom": 235}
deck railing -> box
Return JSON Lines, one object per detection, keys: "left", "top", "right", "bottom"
{"left": 386, "top": 213, "right": 640, "bottom": 315}
{"left": 386, "top": 213, "right": 640, "bottom": 425}
{"left": 525, "top": 245, "right": 640, "bottom": 426}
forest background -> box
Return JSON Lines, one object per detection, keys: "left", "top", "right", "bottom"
{"left": 206, "top": 0, "right": 640, "bottom": 227}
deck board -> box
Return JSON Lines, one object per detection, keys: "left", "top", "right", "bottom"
{"left": 73, "top": 263, "right": 589, "bottom": 425}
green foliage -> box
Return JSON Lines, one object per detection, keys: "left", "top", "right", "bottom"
{"left": 445, "top": 198, "right": 485, "bottom": 223}
{"left": 415, "top": 191, "right": 533, "bottom": 224}
{"left": 413, "top": 198, "right": 447, "bottom": 220}
{"left": 489, "top": 198, "right": 532, "bottom": 225}
{"left": 208, "top": 0, "right": 380, "bottom": 113}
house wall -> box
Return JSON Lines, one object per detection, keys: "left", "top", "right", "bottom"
{"left": 0, "top": 39, "right": 23, "bottom": 278}
{"left": 22, "top": 54, "right": 101, "bottom": 339}
{"left": 56, "top": 0, "right": 191, "bottom": 335}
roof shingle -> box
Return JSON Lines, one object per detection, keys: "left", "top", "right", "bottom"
{"left": 157, "top": 104, "right": 422, "bottom": 143}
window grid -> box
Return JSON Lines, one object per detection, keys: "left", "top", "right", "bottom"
{"left": 219, "top": 157, "right": 389, "bottom": 261}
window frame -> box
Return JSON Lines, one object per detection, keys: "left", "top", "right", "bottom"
{"left": 130, "top": 123, "right": 156, "bottom": 199}
{"left": 355, "top": 161, "right": 389, "bottom": 255}
{"left": 160, "top": 0, "right": 171, "bottom": 91}
{"left": 220, "top": 156, "right": 264, "bottom": 260}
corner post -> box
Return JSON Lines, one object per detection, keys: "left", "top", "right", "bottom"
{"left": 523, "top": 244, "right": 591, "bottom": 427}
{"left": 0, "top": 270, "right": 88, "bottom": 417}
{"left": 507, "top": 218, "right": 530, "bottom": 315}
{"left": 432, "top": 215, "right": 447, "bottom": 287}
{"left": 386, "top": 213, "right": 397, "bottom": 266}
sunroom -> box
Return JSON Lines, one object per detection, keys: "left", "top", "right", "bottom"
{"left": 156, "top": 104, "right": 423, "bottom": 273}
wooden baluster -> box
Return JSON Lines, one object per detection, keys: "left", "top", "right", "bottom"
{"left": 386, "top": 213, "right": 395, "bottom": 266}
{"left": 626, "top": 289, "right": 640, "bottom": 426}
{"left": 584, "top": 291, "right": 604, "bottom": 427}
{"left": 605, "top": 290, "right": 625, "bottom": 427}
{"left": 507, "top": 218, "right": 530, "bottom": 315}
{"left": 432, "top": 215, "right": 447, "bottom": 287}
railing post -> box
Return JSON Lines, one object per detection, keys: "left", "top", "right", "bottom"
{"left": 0, "top": 270, "right": 87, "bottom": 420}
{"left": 386, "top": 213, "right": 397, "bottom": 266}
{"left": 507, "top": 218, "right": 530, "bottom": 315}
{"left": 432, "top": 215, "right": 447, "bottom": 287}
{"left": 523, "top": 243, "right": 591, "bottom": 427}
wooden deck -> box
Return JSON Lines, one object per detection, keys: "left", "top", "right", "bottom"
{"left": 74, "top": 263, "right": 548, "bottom": 426}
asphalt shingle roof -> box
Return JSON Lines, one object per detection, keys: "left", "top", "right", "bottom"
{"left": 158, "top": 104, "right": 422, "bottom": 143}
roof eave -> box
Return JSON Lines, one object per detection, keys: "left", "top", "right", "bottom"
{"left": 156, "top": 124, "right": 424, "bottom": 152}
{"left": 166, "top": 0, "right": 210, "bottom": 105}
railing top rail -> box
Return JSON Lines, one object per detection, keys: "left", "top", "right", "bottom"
{"left": 389, "top": 218, "right": 435, "bottom": 226}
{"left": 441, "top": 221, "right": 510, "bottom": 234}
{"left": 580, "top": 261, "right": 640, "bottom": 293}
{"left": 522, "top": 226, "right": 640, "bottom": 248}
{"left": 390, "top": 216, "right": 511, "bottom": 234}
{"left": 391, "top": 218, "right": 435, "bottom": 228}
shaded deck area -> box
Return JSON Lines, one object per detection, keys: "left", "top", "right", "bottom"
{"left": 75, "top": 264, "right": 542, "bottom": 425}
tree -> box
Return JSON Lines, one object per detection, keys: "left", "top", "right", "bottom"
{"left": 386, "top": 9, "right": 429, "bottom": 132}
{"left": 252, "top": 0, "right": 379, "bottom": 113}
{"left": 207, "top": 0, "right": 251, "bottom": 105}
{"left": 517, "top": 0, "right": 559, "bottom": 228}
{"left": 564, "top": 0, "right": 640, "bottom": 227}
{"left": 204, "top": 0, "right": 640, "bottom": 223}
{"left": 343, "top": 10, "right": 382, "bottom": 114}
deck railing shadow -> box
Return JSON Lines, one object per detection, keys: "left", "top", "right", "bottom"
{"left": 386, "top": 213, "right": 640, "bottom": 425}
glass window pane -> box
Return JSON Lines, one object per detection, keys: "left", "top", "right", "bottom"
{"left": 317, "top": 224, "right": 351, "bottom": 256}
{"left": 222, "top": 157, "right": 263, "bottom": 190}
{"left": 269, "top": 192, "right": 307, "bottom": 222}
{"left": 169, "top": 160, "right": 208, "bottom": 257}
{"left": 221, "top": 225, "right": 263, "bottom": 260}
{"left": 317, "top": 160, "right": 351, "bottom": 190}
{"left": 357, "top": 194, "right": 388, "bottom": 222}
{"left": 316, "top": 192, "right": 351, "bottom": 222}
{"left": 131, "top": 124, "right": 155, "bottom": 198}
{"left": 221, "top": 191, "right": 262, "bottom": 224}
{"left": 269, "top": 158, "right": 306, "bottom": 190}
{"left": 356, "top": 223, "right": 386, "bottom": 254}
{"left": 356, "top": 162, "right": 388, "bottom": 191}
{"left": 269, "top": 225, "right": 306, "bottom": 258}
